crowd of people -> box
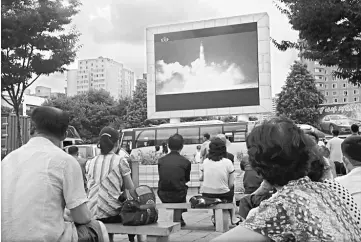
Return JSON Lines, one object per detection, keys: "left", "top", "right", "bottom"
{"left": 2, "top": 105, "right": 361, "bottom": 242}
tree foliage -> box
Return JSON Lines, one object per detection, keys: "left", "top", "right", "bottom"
{"left": 276, "top": 61, "right": 325, "bottom": 127}
{"left": 43, "top": 89, "right": 125, "bottom": 141}
{"left": 1, "top": 0, "right": 81, "bottom": 146}
{"left": 1, "top": 105, "right": 13, "bottom": 115}
{"left": 126, "top": 81, "right": 147, "bottom": 128}
{"left": 272, "top": 0, "right": 361, "bottom": 86}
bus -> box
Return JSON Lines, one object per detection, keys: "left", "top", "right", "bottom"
{"left": 119, "top": 120, "right": 249, "bottom": 163}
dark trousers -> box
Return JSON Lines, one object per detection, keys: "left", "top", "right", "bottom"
{"left": 334, "top": 161, "right": 346, "bottom": 175}
{"left": 158, "top": 189, "right": 187, "bottom": 222}
{"left": 98, "top": 216, "right": 135, "bottom": 242}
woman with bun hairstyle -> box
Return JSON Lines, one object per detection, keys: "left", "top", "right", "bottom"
{"left": 86, "top": 127, "right": 136, "bottom": 242}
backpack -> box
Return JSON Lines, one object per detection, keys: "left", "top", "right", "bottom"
{"left": 119, "top": 185, "right": 158, "bottom": 226}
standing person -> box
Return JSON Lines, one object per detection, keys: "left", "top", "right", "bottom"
{"left": 193, "top": 145, "right": 202, "bottom": 164}
{"left": 161, "top": 142, "right": 169, "bottom": 155}
{"left": 335, "top": 135, "right": 361, "bottom": 208}
{"left": 200, "top": 138, "right": 240, "bottom": 225}
{"left": 68, "top": 146, "right": 88, "bottom": 192}
{"left": 158, "top": 134, "right": 191, "bottom": 226}
{"left": 351, "top": 124, "right": 360, "bottom": 136}
{"left": 86, "top": 127, "right": 136, "bottom": 242}
{"left": 1, "top": 106, "right": 108, "bottom": 242}
{"left": 200, "top": 133, "right": 211, "bottom": 162}
{"left": 327, "top": 129, "right": 346, "bottom": 175}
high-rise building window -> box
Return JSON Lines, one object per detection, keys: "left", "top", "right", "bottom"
{"left": 325, "top": 84, "right": 328, "bottom": 89}
{"left": 325, "top": 91, "right": 329, "bottom": 96}
{"left": 343, "top": 91, "right": 348, "bottom": 96}
{"left": 315, "top": 75, "right": 323, "bottom": 80}
{"left": 343, "top": 98, "right": 347, "bottom": 103}
{"left": 332, "top": 83, "right": 337, "bottom": 89}
{"left": 342, "top": 83, "right": 347, "bottom": 88}
{"left": 355, "top": 97, "right": 359, "bottom": 102}
{"left": 334, "top": 98, "right": 338, "bottom": 103}
{"left": 354, "top": 90, "right": 359, "bottom": 95}
{"left": 332, "top": 91, "right": 338, "bottom": 96}
{"left": 314, "top": 68, "right": 323, "bottom": 73}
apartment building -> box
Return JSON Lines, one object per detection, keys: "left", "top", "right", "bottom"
{"left": 301, "top": 59, "right": 360, "bottom": 104}
{"left": 66, "top": 57, "right": 135, "bottom": 99}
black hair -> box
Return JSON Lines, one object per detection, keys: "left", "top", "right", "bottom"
{"left": 168, "top": 134, "right": 184, "bottom": 151}
{"left": 31, "top": 106, "right": 69, "bottom": 138}
{"left": 68, "top": 146, "right": 79, "bottom": 155}
{"left": 203, "top": 133, "right": 210, "bottom": 140}
{"left": 98, "top": 127, "right": 119, "bottom": 155}
{"left": 208, "top": 138, "right": 227, "bottom": 162}
{"left": 246, "top": 117, "right": 322, "bottom": 186}
{"left": 155, "top": 145, "right": 160, "bottom": 152}
{"left": 99, "top": 135, "right": 116, "bottom": 155}
{"left": 342, "top": 135, "right": 361, "bottom": 162}
{"left": 351, "top": 124, "right": 359, "bottom": 133}
{"left": 332, "top": 129, "right": 340, "bottom": 136}
{"left": 162, "top": 142, "right": 169, "bottom": 154}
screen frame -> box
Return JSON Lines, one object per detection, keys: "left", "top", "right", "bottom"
{"left": 146, "top": 13, "right": 272, "bottom": 119}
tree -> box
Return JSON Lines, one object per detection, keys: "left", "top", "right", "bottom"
{"left": 1, "top": 0, "right": 81, "bottom": 146}
{"left": 126, "top": 81, "right": 147, "bottom": 128}
{"left": 276, "top": 61, "right": 325, "bottom": 127}
{"left": 272, "top": 0, "right": 361, "bottom": 86}
{"left": 43, "top": 89, "right": 117, "bottom": 140}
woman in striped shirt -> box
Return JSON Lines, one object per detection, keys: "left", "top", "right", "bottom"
{"left": 86, "top": 127, "right": 135, "bottom": 241}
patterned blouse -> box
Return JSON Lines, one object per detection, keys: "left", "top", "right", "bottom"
{"left": 243, "top": 177, "right": 361, "bottom": 242}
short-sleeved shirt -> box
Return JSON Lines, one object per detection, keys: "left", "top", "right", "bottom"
{"left": 86, "top": 153, "right": 131, "bottom": 219}
{"left": 201, "top": 158, "right": 235, "bottom": 194}
{"left": 1, "top": 137, "right": 87, "bottom": 242}
{"left": 335, "top": 167, "right": 361, "bottom": 209}
{"left": 326, "top": 137, "right": 344, "bottom": 163}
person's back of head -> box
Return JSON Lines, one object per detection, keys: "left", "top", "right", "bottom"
{"left": 341, "top": 135, "right": 361, "bottom": 165}
{"left": 196, "top": 145, "right": 201, "bottom": 151}
{"left": 31, "top": 106, "right": 69, "bottom": 140}
{"left": 68, "top": 146, "right": 79, "bottom": 156}
{"left": 162, "top": 142, "right": 168, "bottom": 153}
{"left": 351, "top": 124, "right": 359, "bottom": 134}
{"left": 203, "top": 133, "right": 210, "bottom": 141}
{"left": 98, "top": 126, "right": 119, "bottom": 155}
{"left": 332, "top": 129, "right": 340, "bottom": 137}
{"left": 155, "top": 145, "right": 160, "bottom": 152}
{"left": 246, "top": 117, "right": 323, "bottom": 186}
{"left": 168, "top": 134, "right": 184, "bottom": 152}
{"left": 208, "top": 137, "right": 227, "bottom": 161}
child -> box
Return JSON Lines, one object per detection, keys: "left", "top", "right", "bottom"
{"left": 194, "top": 145, "right": 201, "bottom": 164}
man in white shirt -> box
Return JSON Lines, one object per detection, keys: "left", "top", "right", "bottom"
{"left": 335, "top": 135, "right": 361, "bottom": 209}
{"left": 1, "top": 106, "right": 108, "bottom": 242}
{"left": 326, "top": 129, "right": 346, "bottom": 175}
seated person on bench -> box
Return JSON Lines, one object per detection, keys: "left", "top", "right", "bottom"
{"left": 200, "top": 137, "right": 240, "bottom": 225}
{"left": 2, "top": 106, "right": 108, "bottom": 242}
{"left": 158, "top": 134, "right": 192, "bottom": 227}
{"left": 86, "top": 127, "right": 136, "bottom": 242}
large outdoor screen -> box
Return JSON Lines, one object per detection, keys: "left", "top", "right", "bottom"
{"left": 154, "top": 22, "right": 259, "bottom": 111}
{"left": 146, "top": 13, "right": 272, "bottom": 119}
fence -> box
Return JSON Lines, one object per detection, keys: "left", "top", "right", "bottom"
{"left": 1, "top": 114, "right": 31, "bottom": 158}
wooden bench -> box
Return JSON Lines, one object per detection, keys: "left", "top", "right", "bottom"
{"left": 105, "top": 221, "right": 180, "bottom": 242}
{"left": 156, "top": 203, "right": 234, "bottom": 232}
